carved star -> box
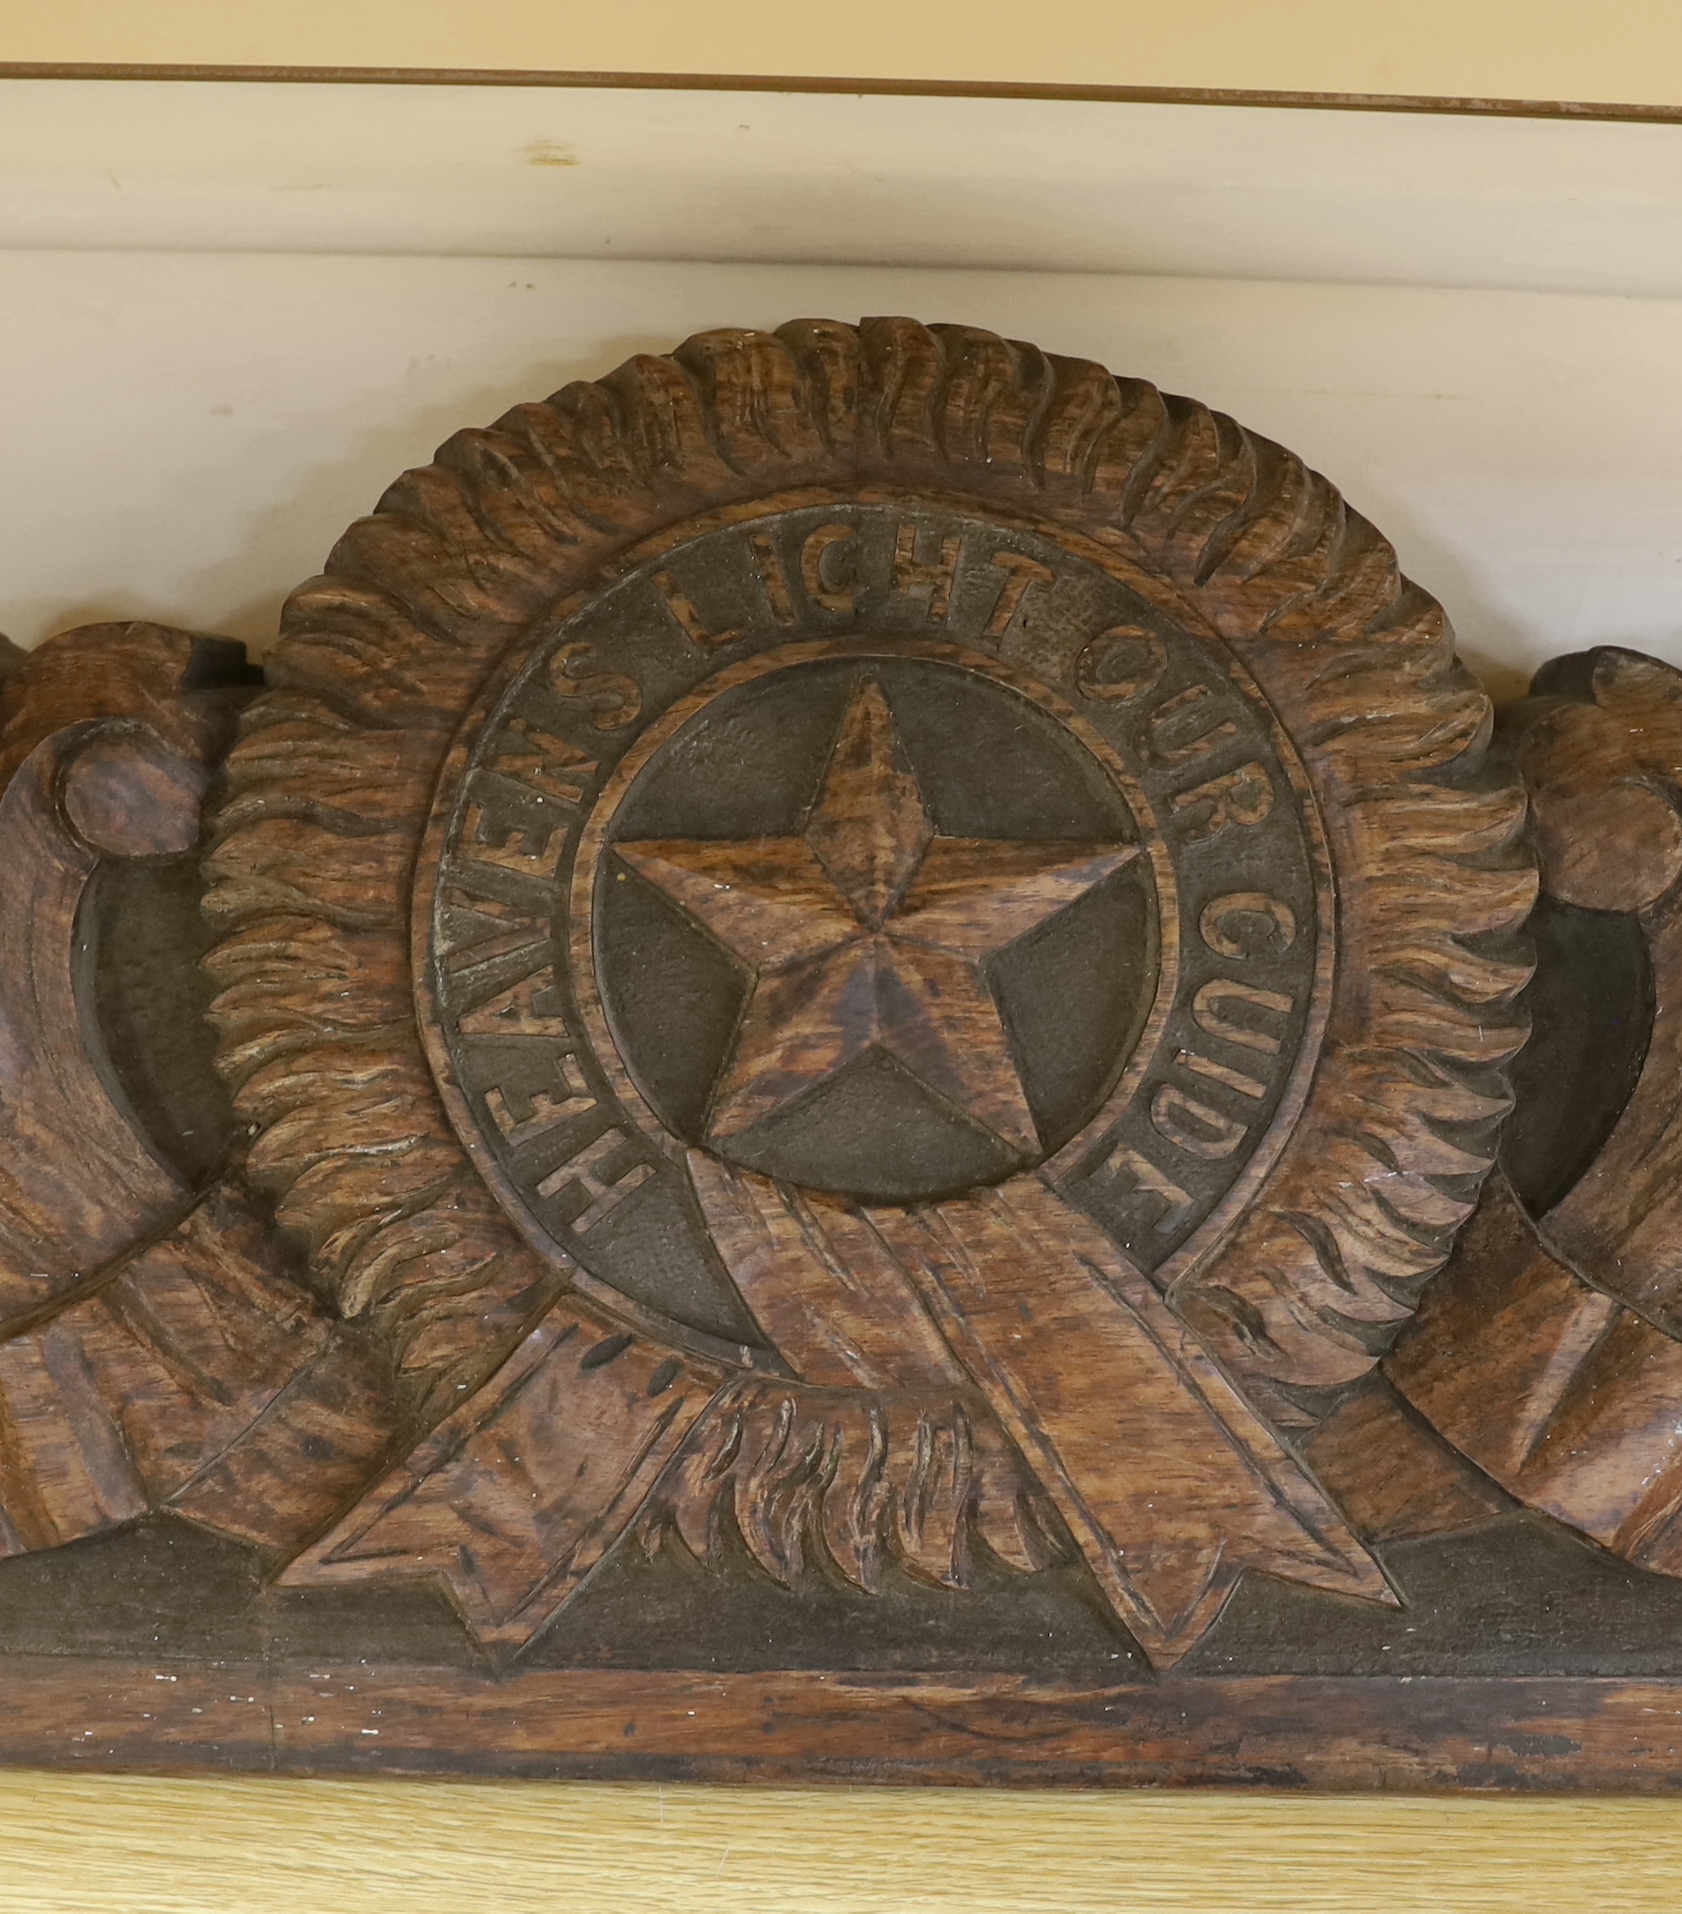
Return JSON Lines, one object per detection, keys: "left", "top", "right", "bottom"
{"left": 616, "top": 679, "right": 1138, "bottom": 1156}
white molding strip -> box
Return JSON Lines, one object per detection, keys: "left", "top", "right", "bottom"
{"left": 4, "top": 83, "right": 1682, "bottom": 297}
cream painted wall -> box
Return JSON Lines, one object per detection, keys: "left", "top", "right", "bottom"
{"left": 4, "top": 248, "right": 1680, "bottom": 698}
{"left": 5, "top": 0, "right": 1682, "bottom": 108}
{"left": 6, "top": 83, "right": 1682, "bottom": 298}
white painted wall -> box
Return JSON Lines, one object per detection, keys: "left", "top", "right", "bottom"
{"left": 6, "top": 84, "right": 1682, "bottom": 297}
{"left": 3, "top": 87, "right": 1681, "bottom": 697}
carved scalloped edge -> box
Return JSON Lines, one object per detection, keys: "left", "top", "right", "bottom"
{"left": 200, "top": 318, "right": 1533, "bottom": 1426}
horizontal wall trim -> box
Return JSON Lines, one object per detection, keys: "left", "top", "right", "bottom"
{"left": 9, "top": 83, "right": 1681, "bottom": 297}
{"left": 2, "top": 63, "right": 1680, "bottom": 125}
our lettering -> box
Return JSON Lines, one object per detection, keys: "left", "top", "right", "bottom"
{"left": 984, "top": 551, "right": 1054, "bottom": 638}
{"left": 1143, "top": 683, "right": 1238, "bottom": 767}
{"left": 891, "top": 522, "right": 962, "bottom": 622}
{"left": 1198, "top": 892, "right": 1297, "bottom": 960}
{"left": 1092, "top": 1142, "right": 1195, "bottom": 1233}
{"left": 1192, "top": 979, "right": 1294, "bottom": 1056}
{"left": 489, "top": 716, "right": 598, "bottom": 808}
{"left": 1074, "top": 626, "right": 1167, "bottom": 704}
{"left": 800, "top": 523, "right": 859, "bottom": 614}
{"left": 747, "top": 530, "right": 798, "bottom": 626}
{"left": 537, "top": 1127, "right": 655, "bottom": 1233}
{"left": 548, "top": 641, "right": 642, "bottom": 731}
{"left": 458, "top": 962, "right": 570, "bottom": 1039}
{"left": 1169, "top": 762, "right": 1274, "bottom": 841}
{"left": 484, "top": 1052, "right": 598, "bottom": 1146}
{"left": 1150, "top": 1085, "right": 1248, "bottom": 1161}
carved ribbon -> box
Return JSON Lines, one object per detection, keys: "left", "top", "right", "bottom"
{"left": 278, "top": 1151, "right": 1393, "bottom": 1668}
{"left": 682, "top": 1155, "right": 1390, "bottom": 1665}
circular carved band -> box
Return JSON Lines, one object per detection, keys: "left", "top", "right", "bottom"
{"left": 201, "top": 318, "right": 1533, "bottom": 1437}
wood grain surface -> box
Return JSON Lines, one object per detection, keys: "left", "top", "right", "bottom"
{"left": 1, "top": 1775, "right": 1680, "bottom": 1912}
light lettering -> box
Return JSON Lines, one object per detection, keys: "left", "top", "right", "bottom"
{"left": 1169, "top": 762, "right": 1274, "bottom": 841}
{"left": 1150, "top": 1085, "right": 1249, "bottom": 1161}
{"left": 1192, "top": 980, "right": 1294, "bottom": 1056}
{"left": 458, "top": 962, "right": 570, "bottom": 1039}
{"left": 537, "top": 1127, "right": 655, "bottom": 1233}
{"left": 747, "top": 529, "right": 798, "bottom": 626}
{"left": 438, "top": 886, "right": 548, "bottom": 979}
{"left": 800, "top": 522, "right": 860, "bottom": 614}
{"left": 1198, "top": 892, "right": 1297, "bottom": 960}
{"left": 1143, "top": 683, "right": 1239, "bottom": 767}
{"left": 1074, "top": 626, "right": 1167, "bottom": 704}
{"left": 1092, "top": 1142, "right": 1195, "bottom": 1233}
{"left": 548, "top": 641, "right": 642, "bottom": 731}
{"left": 984, "top": 551, "right": 1054, "bottom": 638}
{"left": 485, "top": 1052, "right": 598, "bottom": 1146}
{"left": 488, "top": 716, "right": 598, "bottom": 808}
{"left": 891, "top": 522, "right": 962, "bottom": 622}
{"left": 459, "top": 803, "right": 560, "bottom": 880}
{"left": 652, "top": 569, "right": 740, "bottom": 650}
{"left": 1174, "top": 1047, "right": 1269, "bottom": 1101}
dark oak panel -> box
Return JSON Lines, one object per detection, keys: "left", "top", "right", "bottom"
{"left": 0, "top": 321, "right": 1676, "bottom": 1788}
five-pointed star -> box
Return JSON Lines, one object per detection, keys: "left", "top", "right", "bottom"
{"left": 615, "top": 679, "right": 1138, "bottom": 1156}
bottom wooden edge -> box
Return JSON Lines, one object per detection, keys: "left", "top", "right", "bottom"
{"left": 3, "top": 1659, "right": 1680, "bottom": 1791}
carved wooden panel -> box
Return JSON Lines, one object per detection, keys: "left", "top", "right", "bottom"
{"left": 2, "top": 319, "right": 1681, "bottom": 1787}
